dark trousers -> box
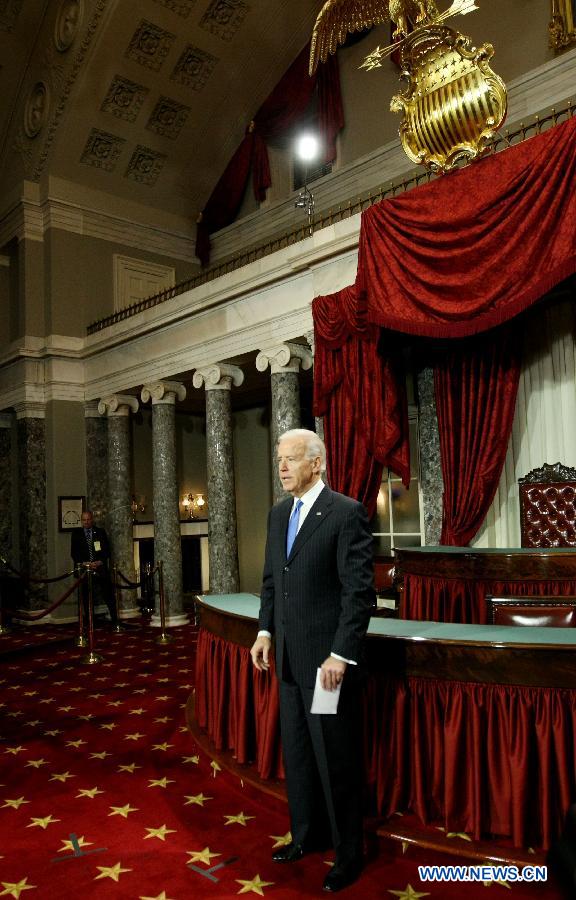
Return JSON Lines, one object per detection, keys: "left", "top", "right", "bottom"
{"left": 279, "top": 673, "right": 364, "bottom": 865}
{"left": 79, "top": 569, "right": 117, "bottom": 626}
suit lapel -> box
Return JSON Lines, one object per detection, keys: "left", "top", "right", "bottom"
{"left": 287, "top": 486, "right": 333, "bottom": 561}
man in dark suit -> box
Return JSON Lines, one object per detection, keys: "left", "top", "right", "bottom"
{"left": 250, "top": 428, "right": 374, "bottom": 893}
{"left": 70, "top": 510, "right": 117, "bottom": 626}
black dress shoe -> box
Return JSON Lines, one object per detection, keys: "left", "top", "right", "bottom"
{"left": 322, "top": 859, "right": 363, "bottom": 892}
{"left": 272, "top": 843, "right": 304, "bottom": 863}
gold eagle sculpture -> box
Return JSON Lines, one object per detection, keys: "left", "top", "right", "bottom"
{"left": 309, "top": 0, "right": 507, "bottom": 173}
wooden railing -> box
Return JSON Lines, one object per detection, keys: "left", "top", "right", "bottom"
{"left": 87, "top": 101, "right": 574, "bottom": 336}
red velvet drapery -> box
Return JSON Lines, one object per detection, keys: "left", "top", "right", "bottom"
{"left": 196, "top": 46, "right": 344, "bottom": 266}
{"left": 196, "top": 628, "right": 576, "bottom": 848}
{"left": 313, "top": 116, "right": 576, "bottom": 534}
{"left": 435, "top": 327, "right": 522, "bottom": 546}
{"left": 313, "top": 285, "right": 410, "bottom": 516}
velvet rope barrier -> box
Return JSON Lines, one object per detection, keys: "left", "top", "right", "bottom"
{"left": 9, "top": 572, "right": 88, "bottom": 622}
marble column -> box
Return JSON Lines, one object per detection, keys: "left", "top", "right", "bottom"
{"left": 85, "top": 401, "right": 108, "bottom": 521}
{"left": 14, "top": 402, "right": 47, "bottom": 607}
{"left": 98, "top": 394, "right": 139, "bottom": 618}
{"left": 417, "top": 367, "right": 443, "bottom": 544}
{"left": 306, "top": 329, "right": 325, "bottom": 444}
{"left": 0, "top": 414, "right": 13, "bottom": 565}
{"left": 256, "top": 342, "right": 313, "bottom": 503}
{"left": 141, "top": 381, "right": 188, "bottom": 627}
{"left": 192, "top": 364, "right": 243, "bottom": 594}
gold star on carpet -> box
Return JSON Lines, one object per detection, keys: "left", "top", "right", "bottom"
{"left": 76, "top": 787, "right": 104, "bottom": 798}
{"left": 57, "top": 706, "right": 74, "bottom": 712}
{"left": 69, "top": 687, "right": 84, "bottom": 692}
{"left": 155, "top": 695, "right": 170, "bottom": 701}
{"left": 7, "top": 712, "right": 23, "bottom": 718}
{"left": 401, "top": 841, "right": 410, "bottom": 854}
{"left": 446, "top": 832, "right": 472, "bottom": 841}
{"left": 107, "top": 700, "right": 123, "bottom": 707}
{"left": 182, "top": 755, "right": 199, "bottom": 764}
{"left": 99, "top": 723, "right": 116, "bottom": 731}
{"left": 59, "top": 836, "right": 93, "bottom": 852}
{"left": 5, "top": 747, "right": 24, "bottom": 756}
{"left": 130, "top": 708, "right": 145, "bottom": 715}
{"left": 155, "top": 717, "right": 170, "bottom": 724}
{"left": 184, "top": 793, "right": 213, "bottom": 806}
{"left": 211, "top": 761, "right": 221, "bottom": 777}
{"left": 388, "top": 887, "right": 430, "bottom": 899}
{"left": 39, "top": 698, "right": 55, "bottom": 704}
{"left": 125, "top": 732, "right": 145, "bottom": 741}
{"left": 94, "top": 862, "right": 132, "bottom": 882}
{"left": 66, "top": 739, "right": 86, "bottom": 749}
{"left": 109, "top": 804, "right": 138, "bottom": 818}
{"left": 144, "top": 824, "right": 176, "bottom": 841}
{"left": 236, "top": 874, "right": 274, "bottom": 895}
{"left": 133, "top": 688, "right": 146, "bottom": 694}
{"left": 89, "top": 751, "right": 111, "bottom": 760}
{"left": 77, "top": 715, "right": 94, "bottom": 722}
{"left": 148, "top": 778, "right": 174, "bottom": 789}
{"left": 118, "top": 763, "right": 141, "bottom": 774}
{"left": 178, "top": 684, "right": 193, "bottom": 690}
{"left": 44, "top": 730, "right": 62, "bottom": 737}
{"left": 0, "top": 877, "right": 36, "bottom": 898}
{"left": 2, "top": 798, "right": 29, "bottom": 810}
{"left": 139, "top": 893, "right": 175, "bottom": 900}
{"left": 269, "top": 832, "right": 291, "bottom": 849}
{"left": 186, "top": 847, "right": 221, "bottom": 865}
{"left": 27, "top": 815, "right": 60, "bottom": 829}
{"left": 156, "top": 678, "right": 170, "bottom": 683}
{"left": 50, "top": 772, "right": 75, "bottom": 783}
{"left": 224, "top": 812, "right": 255, "bottom": 826}
{"left": 151, "top": 742, "right": 172, "bottom": 752}
{"left": 23, "top": 691, "right": 37, "bottom": 697}
{"left": 24, "top": 759, "right": 47, "bottom": 769}
{"left": 88, "top": 693, "right": 103, "bottom": 699}
{"left": 24, "top": 721, "right": 41, "bottom": 727}
{"left": 114, "top": 682, "right": 128, "bottom": 688}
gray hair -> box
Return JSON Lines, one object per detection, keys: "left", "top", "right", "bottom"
{"left": 278, "top": 428, "right": 326, "bottom": 473}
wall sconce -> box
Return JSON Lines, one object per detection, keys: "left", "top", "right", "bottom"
{"left": 131, "top": 494, "right": 146, "bottom": 521}
{"left": 182, "top": 493, "right": 207, "bottom": 519}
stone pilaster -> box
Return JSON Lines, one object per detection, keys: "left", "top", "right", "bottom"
{"left": 192, "top": 364, "right": 243, "bottom": 594}
{"left": 14, "top": 403, "right": 47, "bottom": 607}
{"left": 141, "top": 381, "right": 188, "bottom": 627}
{"left": 256, "top": 342, "right": 313, "bottom": 503}
{"left": 85, "top": 401, "right": 108, "bottom": 522}
{"left": 0, "top": 414, "right": 14, "bottom": 566}
{"left": 306, "top": 329, "right": 324, "bottom": 443}
{"left": 417, "top": 367, "right": 443, "bottom": 544}
{"left": 98, "top": 394, "right": 139, "bottom": 618}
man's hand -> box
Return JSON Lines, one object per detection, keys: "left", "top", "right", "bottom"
{"left": 250, "top": 635, "right": 271, "bottom": 671}
{"left": 320, "top": 656, "right": 347, "bottom": 691}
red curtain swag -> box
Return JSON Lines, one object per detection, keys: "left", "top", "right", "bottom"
{"left": 196, "top": 46, "right": 344, "bottom": 266}
{"left": 313, "top": 117, "right": 576, "bottom": 533}
{"left": 196, "top": 628, "right": 574, "bottom": 848}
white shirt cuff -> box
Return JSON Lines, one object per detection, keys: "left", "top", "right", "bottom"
{"left": 257, "top": 630, "right": 272, "bottom": 638}
{"left": 331, "top": 652, "right": 357, "bottom": 665}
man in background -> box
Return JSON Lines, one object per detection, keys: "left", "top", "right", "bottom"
{"left": 71, "top": 510, "right": 117, "bottom": 627}
{"left": 250, "top": 429, "right": 374, "bottom": 893}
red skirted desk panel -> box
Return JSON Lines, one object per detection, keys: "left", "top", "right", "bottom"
{"left": 395, "top": 546, "right": 576, "bottom": 624}
{"left": 194, "top": 593, "right": 576, "bottom": 850}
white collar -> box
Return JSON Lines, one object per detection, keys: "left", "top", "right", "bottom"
{"left": 291, "top": 478, "right": 325, "bottom": 511}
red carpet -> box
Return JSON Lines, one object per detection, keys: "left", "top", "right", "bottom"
{"left": 0, "top": 624, "right": 568, "bottom": 898}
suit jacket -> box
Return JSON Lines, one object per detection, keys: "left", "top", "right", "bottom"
{"left": 259, "top": 485, "right": 374, "bottom": 687}
{"left": 70, "top": 525, "right": 111, "bottom": 568}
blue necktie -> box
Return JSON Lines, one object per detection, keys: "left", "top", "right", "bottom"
{"left": 286, "top": 499, "right": 303, "bottom": 557}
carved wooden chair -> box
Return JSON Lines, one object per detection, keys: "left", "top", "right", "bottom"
{"left": 486, "top": 595, "right": 576, "bottom": 628}
{"left": 519, "top": 462, "right": 576, "bottom": 547}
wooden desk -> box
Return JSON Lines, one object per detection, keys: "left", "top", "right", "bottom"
{"left": 194, "top": 594, "right": 576, "bottom": 850}
{"left": 395, "top": 546, "right": 576, "bottom": 623}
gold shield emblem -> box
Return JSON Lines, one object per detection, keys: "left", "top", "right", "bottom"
{"left": 390, "top": 25, "right": 507, "bottom": 171}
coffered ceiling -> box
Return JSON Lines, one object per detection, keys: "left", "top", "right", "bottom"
{"left": 0, "top": 0, "right": 320, "bottom": 222}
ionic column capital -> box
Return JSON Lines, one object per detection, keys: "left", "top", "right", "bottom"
{"left": 97, "top": 394, "right": 139, "bottom": 417}
{"left": 256, "top": 342, "right": 313, "bottom": 375}
{"left": 141, "top": 381, "right": 186, "bottom": 405}
{"left": 192, "top": 364, "right": 244, "bottom": 392}
{"left": 13, "top": 401, "right": 46, "bottom": 419}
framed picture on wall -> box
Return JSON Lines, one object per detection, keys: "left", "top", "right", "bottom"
{"left": 58, "top": 496, "right": 85, "bottom": 532}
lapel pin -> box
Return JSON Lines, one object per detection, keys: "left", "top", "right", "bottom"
{"left": 316, "top": 512, "right": 322, "bottom": 516}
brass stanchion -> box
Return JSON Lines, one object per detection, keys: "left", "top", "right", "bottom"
{"left": 80, "top": 569, "right": 103, "bottom": 664}
{"left": 76, "top": 566, "right": 88, "bottom": 648}
{"left": 156, "top": 560, "right": 173, "bottom": 645}
{"left": 111, "top": 564, "right": 123, "bottom": 633}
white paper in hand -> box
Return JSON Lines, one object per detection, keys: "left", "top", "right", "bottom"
{"left": 310, "top": 667, "right": 341, "bottom": 714}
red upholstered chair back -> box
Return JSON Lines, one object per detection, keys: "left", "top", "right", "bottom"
{"left": 519, "top": 462, "right": 576, "bottom": 547}
{"left": 486, "top": 595, "right": 576, "bottom": 627}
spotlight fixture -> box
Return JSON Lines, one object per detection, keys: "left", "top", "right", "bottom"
{"left": 294, "top": 133, "right": 321, "bottom": 236}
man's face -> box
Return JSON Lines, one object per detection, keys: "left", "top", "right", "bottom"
{"left": 277, "top": 436, "right": 321, "bottom": 498}
{"left": 81, "top": 512, "right": 93, "bottom": 529}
